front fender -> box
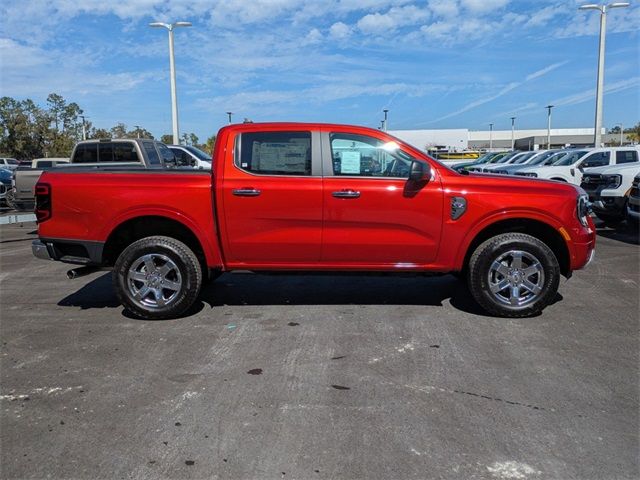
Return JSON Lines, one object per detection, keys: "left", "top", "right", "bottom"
{"left": 452, "top": 208, "right": 567, "bottom": 270}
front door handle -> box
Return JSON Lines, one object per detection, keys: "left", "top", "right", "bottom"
{"left": 233, "top": 188, "right": 261, "bottom": 197}
{"left": 332, "top": 189, "right": 361, "bottom": 199}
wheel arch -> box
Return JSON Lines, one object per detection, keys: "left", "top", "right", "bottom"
{"left": 460, "top": 217, "right": 570, "bottom": 277}
{"left": 102, "top": 216, "right": 214, "bottom": 273}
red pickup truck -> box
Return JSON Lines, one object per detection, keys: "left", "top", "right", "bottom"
{"left": 32, "top": 123, "right": 595, "bottom": 319}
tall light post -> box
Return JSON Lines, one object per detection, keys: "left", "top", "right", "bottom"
{"left": 383, "top": 109, "right": 389, "bottom": 131}
{"left": 149, "top": 21, "right": 192, "bottom": 145}
{"left": 79, "top": 115, "right": 87, "bottom": 141}
{"left": 579, "top": 2, "right": 629, "bottom": 147}
{"left": 226, "top": 112, "right": 233, "bottom": 124}
{"left": 545, "top": 105, "right": 554, "bottom": 149}
{"left": 489, "top": 123, "right": 493, "bottom": 150}
{"left": 510, "top": 117, "right": 516, "bottom": 150}
{"left": 616, "top": 123, "right": 624, "bottom": 145}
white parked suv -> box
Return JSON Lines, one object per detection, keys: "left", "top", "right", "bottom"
{"left": 0, "top": 158, "right": 20, "bottom": 170}
{"left": 627, "top": 174, "right": 639, "bottom": 226}
{"left": 515, "top": 147, "right": 640, "bottom": 186}
{"left": 581, "top": 162, "right": 640, "bottom": 226}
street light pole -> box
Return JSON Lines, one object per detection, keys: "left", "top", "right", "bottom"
{"left": 150, "top": 21, "right": 192, "bottom": 145}
{"left": 579, "top": 2, "right": 629, "bottom": 147}
{"left": 617, "top": 123, "right": 624, "bottom": 145}
{"left": 79, "top": 115, "right": 87, "bottom": 141}
{"left": 383, "top": 109, "right": 389, "bottom": 131}
{"left": 226, "top": 112, "right": 233, "bottom": 124}
{"left": 546, "top": 105, "right": 554, "bottom": 149}
{"left": 489, "top": 123, "right": 493, "bottom": 150}
{"left": 510, "top": 117, "right": 516, "bottom": 150}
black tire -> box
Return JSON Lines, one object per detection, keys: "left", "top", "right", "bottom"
{"left": 113, "top": 236, "right": 202, "bottom": 319}
{"left": 467, "top": 233, "right": 560, "bottom": 318}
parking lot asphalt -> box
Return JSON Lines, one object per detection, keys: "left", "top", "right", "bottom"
{"left": 1, "top": 221, "right": 638, "bottom": 480}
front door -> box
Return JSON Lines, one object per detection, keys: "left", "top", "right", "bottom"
{"left": 320, "top": 128, "right": 443, "bottom": 267}
{"left": 220, "top": 129, "right": 323, "bottom": 267}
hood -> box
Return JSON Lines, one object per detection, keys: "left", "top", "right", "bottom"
{"left": 582, "top": 163, "right": 640, "bottom": 175}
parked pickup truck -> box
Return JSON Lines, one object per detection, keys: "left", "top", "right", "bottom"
{"left": 12, "top": 138, "right": 173, "bottom": 210}
{"left": 580, "top": 162, "right": 640, "bottom": 226}
{"left": 32, "top": 123, "right": 596, "bottom": 319}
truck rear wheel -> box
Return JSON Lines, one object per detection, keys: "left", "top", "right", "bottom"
{"left": 467, "top": 233, "right": 560, "bottom": 317}
{"left": 113, "top": 236, "right": 202, "bottom": 319}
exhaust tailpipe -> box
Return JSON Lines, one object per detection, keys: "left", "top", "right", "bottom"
{"left": 67, "top": 266, "right": 100, "bottom": 279}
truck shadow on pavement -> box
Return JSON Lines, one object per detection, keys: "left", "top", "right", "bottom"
{"left": 58, "top": 272, "right": 561, "bottom": 319}
{"left": 594, "top": 222, "right": 639, "bottom": 246}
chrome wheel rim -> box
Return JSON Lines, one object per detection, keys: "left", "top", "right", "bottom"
{"left": 488, "top": 250, "right": 544, "bottom": 308}
{"left": 127, "top": 253, "right": 182, "bottom": 309}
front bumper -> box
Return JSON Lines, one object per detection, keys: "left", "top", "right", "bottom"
{"left": 591, "top": 196, "right": 627, "bottom": 218}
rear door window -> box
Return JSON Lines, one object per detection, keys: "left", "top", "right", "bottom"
{"left": 237, "top": 131, "right": 311, "bottom": 175}
{"left": 616, "top": 150, "right": 638, "bottom": 164}
{"left": 142, "top": 141, "right": 161, "bottom": 165}
{"left": 156, "top": 143, "right": 176, "bottom": 166}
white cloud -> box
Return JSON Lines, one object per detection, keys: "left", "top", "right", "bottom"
{"left": 329, "top": 22, "right": 352, "bottom": 39}
{"left": 551, "top": 77, "right": 640, "bottom": 107}
{"left": 357, "top": 5, "right": 430, "bottom": 34}
{"left": 304, "top": 28, "right": 324, "bottom": 44}
{"left": 461, "top": 0, "right": 510, "bottom": 14}
{"left": 431, "top": 62, "right": 567, "bottom": 122}
{"left": 428, "top": 0, "right": 459, "bottom": 18}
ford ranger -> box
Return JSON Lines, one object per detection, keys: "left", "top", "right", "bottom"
{"left": 32, "top": 123, "right": 596, "bottom": 319}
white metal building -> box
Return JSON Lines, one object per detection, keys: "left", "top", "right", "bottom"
{"left": 389, "top": 127, "right": 608, "bottom": 152}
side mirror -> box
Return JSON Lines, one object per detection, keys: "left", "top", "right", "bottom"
{"left": 409, "top": 161, "right": 430, "bottom": 182}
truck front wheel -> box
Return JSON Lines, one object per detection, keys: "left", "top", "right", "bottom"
{"left": 467, "top": 233, "right": 560, "bottom": 317}
{"left": 113, "top": 236, "right": 202, "bottom": 319}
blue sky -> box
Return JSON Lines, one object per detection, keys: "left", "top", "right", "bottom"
{"left": 1, "top": 0, "right": 638, "bottom": 141}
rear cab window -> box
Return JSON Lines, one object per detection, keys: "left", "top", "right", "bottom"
{"left": 616, "top": 150, "right": 638, "bottom": 164}
{"left": 236, "top": 131, "right": 311, "bottom": 176}
{"left": 142, "top": 141, "right": 161, "bottom": 166}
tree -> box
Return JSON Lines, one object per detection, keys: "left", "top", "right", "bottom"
{"left": 203, "top": 134, "right": 216, "bottom": 154}
{"left": 110, "top": 123, "right": 128, "bottom": 139}
{"left": 625, "top": 122, "right": 640, "bottom": 144}
{"left": 161, "top": 134, "right": 173, "bottom": 145}
{"left": 90, "top": 128, "right": 111, "bottom": 139}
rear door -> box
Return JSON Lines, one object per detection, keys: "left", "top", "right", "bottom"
{"left": 320, "top": 127, "right": 443, "bottom": 266}
{"left": 220, "top": 129, "right": 323, "bottom": 266}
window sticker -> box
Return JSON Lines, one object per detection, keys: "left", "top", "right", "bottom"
{"left": 340, "top": 151, "right": 361, "bottom": 174}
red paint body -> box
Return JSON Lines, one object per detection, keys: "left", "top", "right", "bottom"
{"left": 37, "top": 123, "right": 595, "bottom": 274}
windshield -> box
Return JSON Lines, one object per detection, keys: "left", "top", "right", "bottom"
{"left": 527, "top": 151, "right": 557, "bottom": 166}
{"left": 513, "top": 152, "right": 536, "bottom": 164}
{"left": 505, "top": 153, "right": 527, "bottom": 164}
{"left": 493, "top": 152, "right": 518, "bottom": 163}
{"left": 553, "top": 150, "right": 588, "bottom": 166}
{"left": 185, "top": 146, "right": 212, "bottom": 162}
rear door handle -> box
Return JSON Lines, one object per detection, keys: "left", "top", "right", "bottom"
{"left": 332, "top": 189, "right": 361, "bottom": 199}
{"left": 232, "top": 188, "right": 261, "bottom": 197}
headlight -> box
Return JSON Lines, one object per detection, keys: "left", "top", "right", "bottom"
{"left": 602, "top": 174, "right": 622, "bottom": 189}
{"left": 577, "top": 193, "right": 591, "bottom": 227}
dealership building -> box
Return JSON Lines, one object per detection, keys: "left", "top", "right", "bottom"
{"left": 389, "top": 127, "right": 629, "bottom": 152}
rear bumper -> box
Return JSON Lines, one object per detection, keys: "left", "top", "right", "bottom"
{"left": 32, "top": 240, "right": 53, "bottom": 260}
{"left": 32, "top": 238, "right": 105, "bottom": 265}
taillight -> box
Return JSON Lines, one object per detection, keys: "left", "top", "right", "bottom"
{"left": 35, "top": 183, "right": 51, "bottom": 223}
